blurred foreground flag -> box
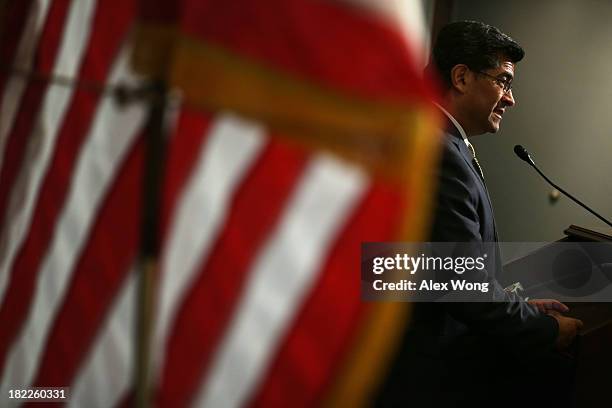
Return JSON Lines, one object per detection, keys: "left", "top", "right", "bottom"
{"left": 0, "top": 0, "right": 440, "bottom": 407}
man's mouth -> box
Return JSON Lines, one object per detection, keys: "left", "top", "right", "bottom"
{"left": 493, "top": 108, "right": 505, "bottom": 119}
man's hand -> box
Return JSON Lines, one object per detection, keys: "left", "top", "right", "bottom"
{"left": 528, "top": 298, "right": 569, "bottom": 314}
{"left": 548, "top": 310, "right": 583, "bottom": 350}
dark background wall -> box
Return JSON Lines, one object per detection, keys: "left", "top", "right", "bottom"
{"left": 448, "top": 0, "right": 612, "bottom": 246}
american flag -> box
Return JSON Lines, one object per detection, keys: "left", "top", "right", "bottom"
{"left": 0, "top": 0, "right": 440, "bottom": 406}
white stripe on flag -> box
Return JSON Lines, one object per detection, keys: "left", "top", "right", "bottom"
{"left": 153, "top": 113, "right": 266, "bottom": 380}
{"left": 0, "top": 0, "right": 52, "bottom": 169}
{"left": 69, "top": 267, "right": 137, "bottom": 408}
{"left": 0, "top": 43, "right": 146, "bottom": 394}
{"left": 0, "top": 0, "right": 95, "bottom": 309}
{"left": 194, "top": 154, "right": 367, "bottom": 408}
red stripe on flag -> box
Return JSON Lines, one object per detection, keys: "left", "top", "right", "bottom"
{"left": 155, "top": 138, "right": 309, "bottom": 407}
{"left": 137, "top": 0, "right": 180, "bottom": 23}
{"left": 161, "top": 108, "right": 213, "bottom": 243}
{"left": 248, "top": 181, "right": 406, "bottom": 407}
{"left": 178, "top": 0, "right": 433, "bottom": 104}
{"left": 0, "top": 0, "right": 71, "bottom": 230}
{"left": 115, "top": 389, "right": 134, "bottom": 408}
{"left": 28, "top": 137, "right": 143, "bottom": 390}
{"left": 0, "top": 0, "right": 134, "bottom": 339}
{"left": 0, "top": 0, "right": 35, "bottom": 97}
{"left": 0, "top": 0, "right": 130, "bottom": 376}
{"left": 108, "top": 109, "right": 221, "bottom": 406}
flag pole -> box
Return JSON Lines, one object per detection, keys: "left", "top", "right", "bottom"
{"left": 134, "top": 80, "right": 168, "bottom": 408}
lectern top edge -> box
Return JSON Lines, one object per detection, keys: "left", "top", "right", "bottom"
{"left": 564, "top": 224, "right": 612, "bottom": 242}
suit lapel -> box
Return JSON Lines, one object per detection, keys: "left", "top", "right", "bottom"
{"left": 446, "top": 127, "right": 499, "bottom": 242}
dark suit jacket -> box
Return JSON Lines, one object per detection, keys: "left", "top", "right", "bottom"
{"left": 375, "top": 121, "right": 561, "bottom": 406}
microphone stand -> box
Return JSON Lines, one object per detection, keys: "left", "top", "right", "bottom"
{"left": 515, "top": 146, "right": 612, "bottom": 229}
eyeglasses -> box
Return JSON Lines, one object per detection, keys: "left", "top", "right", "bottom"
{"left": 473, "top": 70, "right": 513, "bottom": 93}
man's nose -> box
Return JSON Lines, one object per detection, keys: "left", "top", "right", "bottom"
{"left": 502, "top": 89, "right": 515, "bottom": 106}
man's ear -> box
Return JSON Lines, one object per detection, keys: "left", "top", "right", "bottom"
{"left": 450, "top": 64, "right": 470, "bottom": 93}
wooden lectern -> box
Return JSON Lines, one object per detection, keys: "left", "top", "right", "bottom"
{"left": 564, "top": 226, "right": 612, "bottom": 408}
{"left": 503, "top": 225, "right": 612, "bottom": 407}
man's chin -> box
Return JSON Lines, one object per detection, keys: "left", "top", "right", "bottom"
{"left": 487, "top": 118, "right": 501, "bottom": 133}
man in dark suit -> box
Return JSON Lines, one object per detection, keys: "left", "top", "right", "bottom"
{"left": 375, "top": 21, "right": 583, "bottom": 407}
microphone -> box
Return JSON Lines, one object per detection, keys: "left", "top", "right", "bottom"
{"left": 513, "top": 145, "right": 612, "bottom": 229}
{"left": 513, "top": 145, "right": 534, "bottom": 166}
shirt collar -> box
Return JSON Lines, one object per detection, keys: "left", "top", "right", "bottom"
{"left": 434, "top": 103, "right": 470, "bottom": 147}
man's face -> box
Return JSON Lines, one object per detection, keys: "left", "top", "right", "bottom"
{"left": 464, "top": 56, "right": 516, "bottom": 134}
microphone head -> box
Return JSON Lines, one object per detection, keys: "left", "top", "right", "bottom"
{"left": 514, "top": 145, "right": 535, "bottom": 166}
